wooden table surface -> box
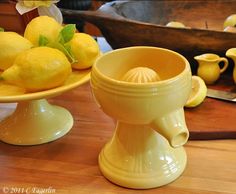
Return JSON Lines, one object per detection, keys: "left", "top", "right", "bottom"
{"left": 0, "top": 82, "right": 236, "bottom": 194}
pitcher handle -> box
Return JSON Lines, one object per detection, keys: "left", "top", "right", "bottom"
{"left": 219, "top": 57, "right": 228, "bottom": 73}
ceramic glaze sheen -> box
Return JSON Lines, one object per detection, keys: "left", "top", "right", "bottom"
{"left": 91, "top": 46, "right": 192, "bottom": 189}
{"left": 0, "top": 68, "right": 90, "bottom": 145}
{"left": 226, "top": 48, "right": 236, "bottom": 84}
{"left": 0, "top": 82, "right": 236, "bottom": 193}
{"left": 194, "top": 53, "right": 228, "bottom": 84}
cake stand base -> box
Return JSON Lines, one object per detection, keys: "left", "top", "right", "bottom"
{"left": 0, "top": 99, "right": 73, "bottom": 145}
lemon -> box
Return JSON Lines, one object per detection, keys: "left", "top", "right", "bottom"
{"left": 166, "top": 21, "right": 186, "bottom": 28}
{"left": 223, "top": 14, "right": 236, "bottom": 29}
{"left": 24, "top": 16, "right": 62, "bottom": 46}
{"left": 224, "top": 26, "right": 236, "bottom": 33}
{"left": 21, "top": 0, "right": 52, "bottom": 8}
{"left": 0, "top": 32, "right": 33, "bottom": 70}
{"left": 0, "top": 84, "right": 25, "bottom": 96}
{"left": 185, "top": 76, "right": 207, "bottom": 108}
{"left": 1, "top": 47, "right": 72, "bottom": 92}
{"left": 68, "top": 33, "right": 100, "bottom": 69}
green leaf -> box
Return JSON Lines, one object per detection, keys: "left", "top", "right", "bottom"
{"left": 48, "top": 42, "right": 77, "bottom": 64}
{"left": 38, "top": 35, "right": 49, "bottom": 46}
{"left": 0, "top": 27, "right": 4, "bottom": 32}
{"left": 64, "top": 44, "right": 76, "bottom": 59}
{"left": 59, "top": 24, "right": 76, "bottom": 44}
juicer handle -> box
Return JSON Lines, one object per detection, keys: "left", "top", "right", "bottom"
{"left": 219, "top": 57, "right": 228, "bottom": 73}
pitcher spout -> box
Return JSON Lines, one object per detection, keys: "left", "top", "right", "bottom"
{"left": 150, "top": 108, "right": 189, "bottom": 148}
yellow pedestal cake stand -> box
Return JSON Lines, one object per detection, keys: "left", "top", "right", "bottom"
{"left": 0, "top": 69, "right": 90, "bottom": 145}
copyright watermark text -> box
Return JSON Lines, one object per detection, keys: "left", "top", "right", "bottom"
{"left": 2, "top": 186, "right": 56, "bottom": 194}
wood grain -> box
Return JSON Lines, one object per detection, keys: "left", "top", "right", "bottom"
{"left": 0, "top": 83, "right": 236, "bottom": 194}
{"left": 186, "top": 74, "right": 236, "bottom": 140}
{"left": 61, "top": 0, "right": 236, "bottom": 69}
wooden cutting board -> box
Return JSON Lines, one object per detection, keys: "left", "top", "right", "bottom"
{"left": 186, "top": 73, "right": 236, "bottom": 140}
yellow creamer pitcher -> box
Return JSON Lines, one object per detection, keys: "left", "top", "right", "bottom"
{"left": 194, "top": 53, "right": 228, "bottom": 84}
{"left": 226, "top": 48, "right": 236, "bottom": 83}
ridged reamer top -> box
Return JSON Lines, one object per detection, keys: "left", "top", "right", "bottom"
{"left": 121, "top": 67, "right": 160, "bottom": 83}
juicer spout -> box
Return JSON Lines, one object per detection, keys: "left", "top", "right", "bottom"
{"left": 150, "top": 108, "right": 189, "bottom": 148}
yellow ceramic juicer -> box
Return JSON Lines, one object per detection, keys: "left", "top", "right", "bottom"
{"left": 90, "top": 46, "right": 192, "bottom": 189}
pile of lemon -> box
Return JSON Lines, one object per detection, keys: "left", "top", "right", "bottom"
{"left": 0, "top": 16, "right": 100, "bottom": 93}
